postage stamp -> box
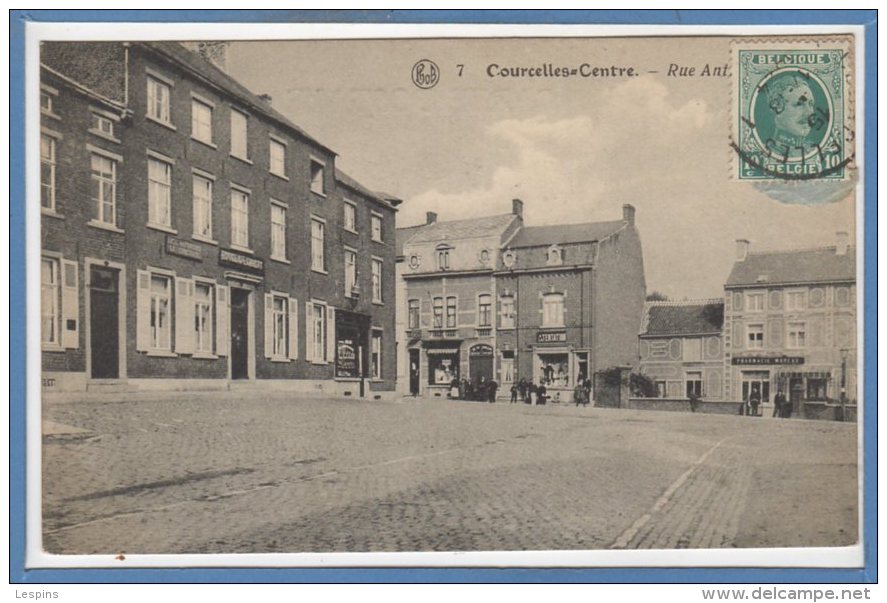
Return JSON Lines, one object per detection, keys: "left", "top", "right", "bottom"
{"left": 733, "top": 39, "right": 854, "bottom": 181}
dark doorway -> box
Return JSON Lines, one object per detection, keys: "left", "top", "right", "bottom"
{"left": 90, "top": 266, "right": 119, "bottom": 379}
{"left": 469, "top": 344, "right": 494, "bottom": 386}
{"left": 789, "top": 377, "right": 804, "bottom": 415}
{"left": 230, "top": 288, "right": 250, "bottom": 380}
{"left": 409, "top": 349, "right": 421, "bottom": 396}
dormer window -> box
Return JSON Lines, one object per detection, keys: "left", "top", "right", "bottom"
{"left": 547, "top": 244, "right": 563, "bottom": 266}
{"left": 436, "top": 244, "right": 451, "bottom": 271}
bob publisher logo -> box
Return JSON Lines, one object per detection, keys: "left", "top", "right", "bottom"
{"left": 411, "top": 59, "right": 439, "bottom": 89}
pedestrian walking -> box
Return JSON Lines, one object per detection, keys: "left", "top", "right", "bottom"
{"left": 583, "top": 378, "right": 593, "bottom": 407}
{"left": 487, "top": 379, "right": 498, "bottom": 403}
{"left": 773, "top": 389, "right": 786, "bottom": 418}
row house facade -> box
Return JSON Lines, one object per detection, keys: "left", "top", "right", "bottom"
{"left": 723, "top": 236, "right": 857, "bottom": 412}
{"left": 397, "top": 202, "right": 646, "bottom": 400}
{"left": 638, "top": 300, "right": 725, "bottom": 400}
{"left": 39, "top": 41, "right": 399, "bottom": 398}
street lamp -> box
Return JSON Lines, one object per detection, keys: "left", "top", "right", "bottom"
{"left": 839, "top": 347, "right": 849, "bottom": 422}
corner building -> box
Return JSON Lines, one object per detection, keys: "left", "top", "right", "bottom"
{"left": 39, "top": 42, "right": 399, "bottom": 398}
{"left": 397, "top": 201, "right": 646, "bottom": 400}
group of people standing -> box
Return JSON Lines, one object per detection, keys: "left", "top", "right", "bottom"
{"left": 739, "top": 389, "right": 793, "bottom": 418}
{"left": 449, "top": 376, "right": 499, "bottom": 403}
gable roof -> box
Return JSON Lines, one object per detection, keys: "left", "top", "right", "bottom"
{"left": 145, "top": 42, "right": 335, "bottom": 156}
{"left": 641, "top": 300, "right": 725, "bottom": 337}
{"left": 508, "top": 220, "right": 625, "bottom": 248}
{"left": 726, "top": 246, "right": 856, "bottom": 287}
{"left": 405, "top": 213, "right": 518, "bottom": 245}
{"left": 335, "top": 169, "right": 399, "bottom": 208}
{"left": 395, "top": 224, "right": 430, "bottom": 257}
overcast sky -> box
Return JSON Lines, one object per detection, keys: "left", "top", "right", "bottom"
{"left": 228, "top": 36, "right": 856, "bottom": 299}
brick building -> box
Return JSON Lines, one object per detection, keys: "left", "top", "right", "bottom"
{"left": 39, "top": 41, "right": 399, "bottom": 398}
{"left": 723, "top": 236, "right": 857, "bottom": 414}
{"left": 638, "top": 300, "right": 725, "bottom": 400}
{"left": 396, "top": 202, "right": 646, "bottom": 400}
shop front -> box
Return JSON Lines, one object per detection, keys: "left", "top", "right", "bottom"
{"left": 335, "top": 310, "right": 370, "bottom": 395}
{"left": 532, "top": 331, "right": 591, "bottom": 403}
{"left": 425, "top": 343, "right": 461, "bottom": 396}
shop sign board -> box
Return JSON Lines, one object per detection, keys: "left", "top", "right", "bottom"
{"left": 166, "top": 236, "right": 203, "bottom": 261}
{"left": 732, "top": 356, "right": 805, "bottom": 366}
{"left": 219, "top": 248, "right": 264, "bottom": 274}
{"left": 537, "top": 331, "right": 567, "bottom": 343}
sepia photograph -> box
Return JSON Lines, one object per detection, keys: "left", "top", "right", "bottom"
{"left": 25, "top": 19, "right": 867, "bottom": 570}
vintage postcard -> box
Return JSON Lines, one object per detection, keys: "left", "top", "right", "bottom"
{"left": 24, "top": 20, "right": 867, "bottom": 571}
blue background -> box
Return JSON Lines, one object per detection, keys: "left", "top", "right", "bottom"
{"left": 9, "top": 9, "right": 878, "bottom": 584}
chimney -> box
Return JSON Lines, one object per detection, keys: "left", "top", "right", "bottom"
{"left": 182, "top": 41, "right": 230, "bottom": 72}
{"left": 512, "top": 198, "right": 524, "bottom": 219}
{"left": 258, "top": 93, "right": 273, "bottom": 105}
{"left": 736, "top": 239, "right": 750, "bottom": 262}
{"left": 426, "top": 211, "right": 438, "bottom": 225}
{"left": 835, "top": 231, "right": 849, "bottom": 255}
{"left": 622, "top": 203, "right": 636, "bottom": 225}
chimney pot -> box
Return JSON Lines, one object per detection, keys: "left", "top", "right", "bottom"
{"left": 512, "top": 198, "right": 524, "bottom": 219}
{"left": 258, "top": 93, "right": 273, "bottom": 105}
{"left": 622, "top": 204, "right": 636, "bottom": 225}
{"left": 836, "top": 231, "right": 849, "bottom": 255}
{"left": 736, "top": 239, "right": 750, "bottom": 262}
{"left": 426, "top": 211, "right": 438, "bottom": 225}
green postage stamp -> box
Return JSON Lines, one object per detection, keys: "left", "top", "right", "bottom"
{"left": 734, "top": 39, "right": 854, "bottom": 181}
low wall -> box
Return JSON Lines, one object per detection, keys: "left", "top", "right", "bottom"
{"left": 802, "top": 402, "right": 858, "bottom": 422}
{"left": 626, "top": 397, "right": 743, "bottom": 415}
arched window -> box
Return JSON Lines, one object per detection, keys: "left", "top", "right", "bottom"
{"left": 547, "top": 245, "right": 563, "bottom": 266}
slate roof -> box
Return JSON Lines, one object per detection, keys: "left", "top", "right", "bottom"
{"left": 146, "top": 42, "right": 336, "bottom": 156}
{"left": 508, "top": 220, "right": 625, "bottom": 248}
{"left": 335, "top": 170, "right": 400, "bottom": 207}
{"left": 395, "top": 224, "right": 430, "bottom": 257}
{"left": 405, "top": 213, "right": 518, "bottom": 244}
{"left": 641, "top": 300, "right": 725, "bottom": 337}
{"left": 726, "top": 246, "right": 856, "bottom": 287}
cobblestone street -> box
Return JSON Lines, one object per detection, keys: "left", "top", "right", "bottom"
{"left": 41, "top": 393, "right": 858, "bottom": 555}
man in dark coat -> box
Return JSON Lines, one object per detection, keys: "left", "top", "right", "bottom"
{"left": 487, "top": 379, "right": 498, "bottom": 403}
{"left": 773, "top": 389, "right": 786, "bottom": 418}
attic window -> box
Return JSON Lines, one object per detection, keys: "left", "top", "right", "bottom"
{"left": 547, "top": 245, "right": 563, "bottom": 266}
{"left": 436, "top": 244, "right": 451, "bottom": 271}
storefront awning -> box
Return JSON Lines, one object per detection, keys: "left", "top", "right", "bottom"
{"left": 426, "top": 348, "right": 460, "bottom": 355}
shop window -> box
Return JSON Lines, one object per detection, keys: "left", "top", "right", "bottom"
{"left": 446, "top": 296, "right": 457, "bottom": 328}
{"left": 807, "top": 378, "right": 828, "bottom": 401}
{"left": 371, "top": 331, "right": 382, "bottom": 380}
{"left": 230, "top": 109, "right": 249, "bottom": 160}
{"left": 147, "top": 157, "right": 172, "bottom": 228}
{"left": 40, "top": 134, "right": 56, "bottom": 210}
{"left": 538, "top": 352, "right": 569, "bottom": 387}
{"left": 408, "top": 299, "right": 420, "bottom": 329}
{"left": 747, "top": 323, "right": 764, "bottom": 349}
{"left": 428, "top": 352, "right": 459, "bottom": 385}
{"left": 478, "top": 294, "right": 492, "bottom": 327}
{"left": 500, "top": 296, "right": 515, "bottom": 329}
{"left": 192, "top": 174, "right": 213, "bottom": 240}
{"left": 542, "top": 293, "right": 565, "bottom": 327}
{"left": 230, "top": 189, "right": 250, "bottom": 248}
{"left": 685, "top": 371, "right": 703, "bottom": 398}
{"left": 191, "top": 98, "right": 213, "bottom": 144}
{"left": 91, "top": 153, "right": 117, "bottom": 226}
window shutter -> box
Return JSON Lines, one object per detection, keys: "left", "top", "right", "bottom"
{"left": 174, "top": 277, "right": 195, "bottom": 355}
{"left": 61, "top": 259, "right": 79, "bottom": 349}
{"left": 264, "top": 293, "right": 274, "bottom": 358}
{"left": 215, "top": 285, "right": 229, "bottom": 356}
{"left": 288, "top": 297, "right": 299, "bottom": 360}
{"left": 305, "top": 301, "right": 314, "bottom": 361}
{"left": 326, "top": 307, "right": 335, "bottom": 364}
{"left": 136, "top": 269, "right": 151, "bottom": 352}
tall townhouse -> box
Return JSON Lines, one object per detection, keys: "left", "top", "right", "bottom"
{"left": 496, "top": 204, "right": 646, "bottom": 402}
{"left": 398, "top": 202, "right": 523, "bottom": 397}
{"left": 723, "top": 235, "right": 857, "bottom": 414}
{"left": 396, "top": 201, "right": 646, "bottom": 401}
{"left": 638, "top": 299, "right": 725, "bottom": 400}
{"left": 39, "top": 41, "right": 399, "bottom": 398}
